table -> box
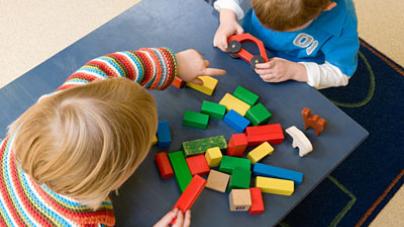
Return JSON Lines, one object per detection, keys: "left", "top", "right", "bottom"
{"left": 0, "top": 0, "right": 368, "bottom": 226}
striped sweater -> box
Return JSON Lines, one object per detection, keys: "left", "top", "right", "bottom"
{"left": 0, "top": 48, "right": 178, "bottom": 226}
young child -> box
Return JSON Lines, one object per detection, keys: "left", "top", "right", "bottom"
{"left": 213, "top": 0, "right": 359, "bottom": 89}
{"left": 0, "top": 48, "right": 224, "bottom": 226}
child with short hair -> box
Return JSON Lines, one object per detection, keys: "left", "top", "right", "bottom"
{"left": 213, "top": 0, "right": 359, "bottom": 89}
{"left": 0, "top": 48, "right": 224, "bottom": 226}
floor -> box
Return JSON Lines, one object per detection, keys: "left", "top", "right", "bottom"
{"left": 0, "top": 0, "right": 402, "bottom": 225}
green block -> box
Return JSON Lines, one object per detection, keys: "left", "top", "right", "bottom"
{"left": 183, "top": 111, "right": 209, "bottom": 129}
{"left": 201, "top": 101, "right": 226, "bottom": 119}
{"left": 233, "top": 86, "right": 259, "bottom": 106}
{"left": 183, "top": 135, "right": 227, "bottom": 156}
{"left": 246, "top": 103, "right": 272, "bottom": 125}
{"left": 219, "top": 156, "right": 251, "bottom": 174}
{"left": 168, "top": 151, "right": 192, "bottom": 192}
{"left": 229, "top": 167, "right": 251, "bottom": 190}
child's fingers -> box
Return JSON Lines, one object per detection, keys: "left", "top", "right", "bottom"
{"left": 255, "top": 61, "right": 274, "bottom": 69}
{"left": 153, "top": 209, "right": 178, "bottom": 227}
{"left": 183, "top": 210, "right": 191, "bottom": 227}
{"left": 255, "top": 68, "right": 273, "bottom": 75}
{"left": 172, "top": 211, "right": 184, "bottom": 227}
{"left": 204, "top": 68, "right": 226, "bottom": 76}
{"left": 204, "top": 60, "right": 210, "bottom": 67}
{"left": 190, "top": 78, "right": 204, "bottom": 85}
{"left": 236, "top": 25, "right": 244, "bottom": 34}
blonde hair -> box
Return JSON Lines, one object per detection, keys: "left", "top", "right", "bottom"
{"left": 8, "top": 78, "right": 157, "bottom": 209}
{"left": 252, "top": 0, "right": 331, "bottom": 31}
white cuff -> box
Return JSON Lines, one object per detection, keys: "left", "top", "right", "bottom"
{"left": 300, "top": 62, "right": 350, "bottom": 89}
{"left": 214, "top": 0, "right": 244, "bottom": 20}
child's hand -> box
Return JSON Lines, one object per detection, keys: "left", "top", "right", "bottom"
{"left": 213, "top": 9, "right": 244, "bottom": 52}
{"left": 255, "top": 58, "right": 308, "bottom": 83}
{"left": 153, "top": 209, "right": 191, "bottom": 227}
{"left": 176, "top": 49, "right": 226, "bottom": 85}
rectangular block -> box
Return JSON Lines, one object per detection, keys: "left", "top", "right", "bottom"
{"left": 219, "top": 155, "right": 251, "bottom": 174}
{"left": 186, "top": 154, "right": 210, "bottom": 176}
{"left": 229, "top": 189, "right": 252, "bottom": 211}
{"left": 171, "top": 77, "right": 185, "bottom": 89}
{"left": 246, "top": 103, "right": 272, "bottom": 126}
{"left": 247, "top": 142, "right": 274, "bottom": 164}
{"left": 173, "top": 175, "right": 206, "bottom": 212}
{"left": 206, "top": 170, "right": 230, "bottom": 193}
{"left": 205, "top": 147, "right": 222, "bottom": 167}
{"left": 224, "top": 110, "right": 250, "bottom": 132}
{"left": 155, "top": 152, "right": 174, "bottom": 180}
{"left": 219, "top": 93, "right": 250, "bottom": 116}
{"left": 227, "top": 133, "right": 248, "bottom": 157}
{"left": 157, "top": 121, "right": 171, "bottom": 148}
{"left": 186, "top": 76, "right": 218, "bottom": 96}
{"left": 233, "top": 86, "right": 259, "bottom": 106}
{"left": 168, "top": 151, "right": 193, "bottom": 192}
{"left": 229, "top": 167, "right": 251, "bottom": 190}
{"left": 246, "top": 123, "right": 284, "bottom": 145}
{"left": 182, "top": 135, "right": 227, "bottom": 156}
{"left": 183, "top": 111, "right": 209, "bottom": 129}
{"left": 201, "top": 101, "right": 226, "bottom": 119}
{"left": 249, "top": 188, "right": 264, "bottom": 215}
{"left": 255, "top": 176, "right": 294, "bottom": 196}
{"left": 253, "top": 163, "right": 304, "bottom": 185}
{"left": 151, "top": 135, "right": 158, "bottom": 146}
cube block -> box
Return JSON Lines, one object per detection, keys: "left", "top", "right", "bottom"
{"left": 227, "top": 133, "right": 248, "bottom": 157}
{"left": 229, "top": 167, "right": 251, "bottom": 190}
{"left": 171, "top": 77, "right": 185, "bottom": 89}
{"left": 206, "top": 170, "right": 230, "bottom": 193}
{"left": 186, "top": 155, "right": 210, "bottom": 176}
{"left": 205, "top": 147, "right": 222, "bottom": 167}
{"left": 229, "top": 189, "right": 252, "bottom": 212}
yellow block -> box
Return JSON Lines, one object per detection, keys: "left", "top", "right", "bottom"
{"left": 186, "top": 76, "right": 218, "bottom": 96}
{"left": 205, "top": 147, "right": 222, "bottom": 167}
{"left": 255, "top": 176, "right": 294, "bottom": 196}
{"left": 219, "top": 93, "right": 250, "bottom": 116}
{"left": 247, "top": 142, "right": 274, "bottom": 163}
{"left": 151, "top": 135, "right": 158, "bottom": 146}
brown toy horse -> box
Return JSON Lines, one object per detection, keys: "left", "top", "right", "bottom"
{"left": 301, "top": 107, "right": 327, "bottom": 136}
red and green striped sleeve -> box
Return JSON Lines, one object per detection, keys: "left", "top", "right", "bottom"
{"left": 58, "top": 48, "right": 178, "bottom": 90}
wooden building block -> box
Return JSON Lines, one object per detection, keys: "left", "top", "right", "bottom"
{"left": 246, "top": 123, "right": 284, "bottom": 145}
{"left": 173, "top": 175, "right": 206, "bottom": 212}
{"left": 201, "top": 100, "right": 226, "bottom": 119}
{"left": 186, "top": 76, "right": 218, "bottom": 96}
{"left": 219, "top": 155, "right": 251, "bottom": 174}
{"left": 253, "top": 163, "right": 304, "bottom": 185}
{"left": 168, "top": 151, "right": 193, "bottom": 192}
{"left": 229, "top": 189, "right": 252, "bottom": 211}
{"left": 206, "top": 170, "right": 230, "bottom": 193}
{"left": 301, "top": 107, "right": 327, "bottom": 136}
{"left": 246, "top": 103, "right": 272, "bottom": 126}
{"left": 223, "top": 110, "right": 250, "bottom": 132}
{"left": 249, "top": 188, "right": 264, "bottom": 215}
{"left": 157, "top": 121, "right": 171, "bottom": 149}
{"left": 155, "top": 151, "right": 174, "bottom": 180}
{"left": 219, "top": 93, "right": 250, "bottom": 116}
{"left": 151, "top": 135, "right": 158, "bottom": 146}
{"left": 171, "top": 77, "right": 185, "bottom": 89}
{"left": 205, "top": 147, "right": 222, "bottom": 167}
{"left": 233, "top": 86, "right": 259, "bottom": 106}
{"left": 186, "top": 154, "right": 210, "bottom": 176}
{"left": 285, "top": 126, "right": 313, "bottom": 157}
{"left": 228, "top": 167, "right": 251, "bottom": 190}
{"left": 183, "top": 111, "right": 209, "bottom": 129}
{"left": 255, "top": 176, "right": 294, "bottom": 196}
{"left": 247, "top": 142, "right": 274, "bottom": 164}
{"left": 227, "top": 133, "right": 248, "bottom": 157}
{"left": 182, "top": 135, "right": 227, "bottom": 156}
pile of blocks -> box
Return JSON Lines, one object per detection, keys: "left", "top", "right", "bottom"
{"left": 153, "top": 86, "right": 308, "bottom": 215}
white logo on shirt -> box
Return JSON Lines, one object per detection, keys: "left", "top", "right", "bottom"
{"left": 293, "top": 33, "right": 319, "bottom": 55}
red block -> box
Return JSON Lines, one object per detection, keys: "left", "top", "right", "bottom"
{"left": 227, "top": 133, "right": 248, "bottom": 157}
{"left": 173, "top": 175, "right": 207, "bottom": 212}
{"left": 249, "top": 188, "right": 264, "bottom": 215}
{"left": 186, "top": 155, "right": 210, "bottom": 176}
{"left": 171, "top": 77, "right": 185, "bottom": 89}
{"left": 155, "top": 152, "right": 174, "bottom": 180}
{"left": 246, "top": 123, "right": 284, "bottom": 145}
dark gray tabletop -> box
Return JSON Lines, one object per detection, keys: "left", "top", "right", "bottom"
{"left": 0, "top": 0, "right": 368, "bottom": 226}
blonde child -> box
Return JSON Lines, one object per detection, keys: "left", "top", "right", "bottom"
{"left": 213, "top": 0, "right": 359, "bottom": 89}
{"left": 0, "top": 48, "right": 225, "bottom": 226}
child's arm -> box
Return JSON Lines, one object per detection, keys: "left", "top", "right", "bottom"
{"left": 58, "top": 48, "right": 225, "bottom": 91}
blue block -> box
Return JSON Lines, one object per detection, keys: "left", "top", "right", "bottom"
{"left": 223, "top": 110, "right": 250, "bottom": 132}
{"left": 157, "top": 121, "right": 171, "bottom": 148}
{"left": 253, "top": 163, "right": 304, "bottom": 185}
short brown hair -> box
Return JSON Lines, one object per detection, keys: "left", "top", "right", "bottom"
{"left": 252, "top": 0, "right": 331, "bottom": 31}
{"left": 9, "top": 78, "right": 157, "bottom": 209}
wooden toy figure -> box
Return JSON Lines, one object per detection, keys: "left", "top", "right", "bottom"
{"left": 301, "top": 107, "right": 327, "bottom": 136}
